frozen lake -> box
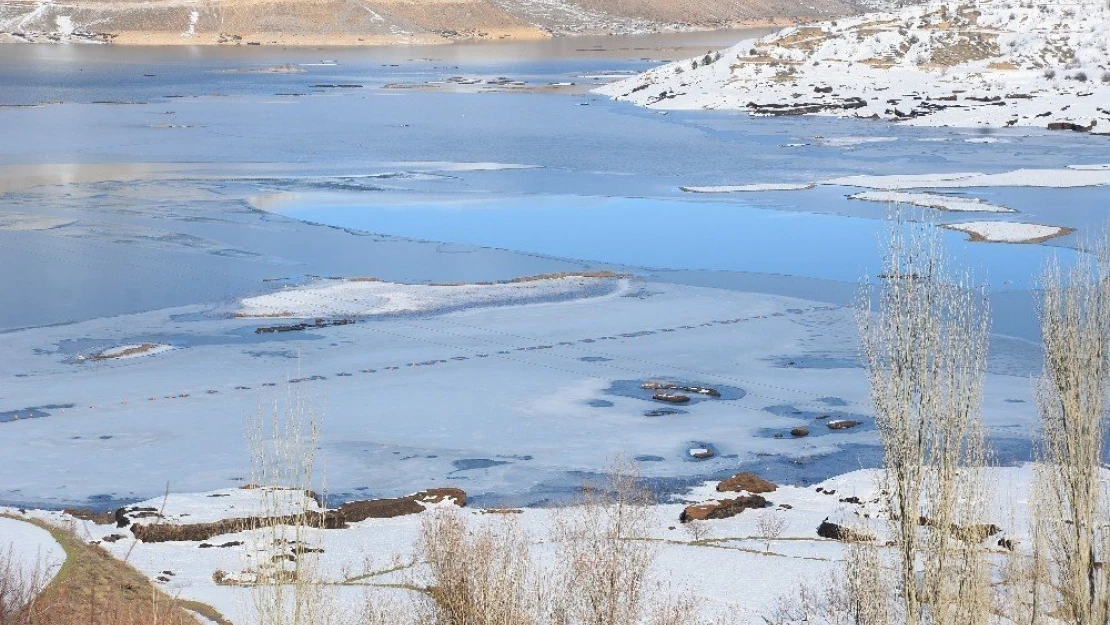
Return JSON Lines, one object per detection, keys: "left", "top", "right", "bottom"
{"left": 1, "top": 33, "right": 1108, "bottom": 509}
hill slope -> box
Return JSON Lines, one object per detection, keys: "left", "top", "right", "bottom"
{"left": 597, "top": 0, "right": 1110, "bottom": 130}
{"left": 1, "top": 0, "right": 870, "bottom": 45}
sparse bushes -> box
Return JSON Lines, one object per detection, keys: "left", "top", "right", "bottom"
{"left": 414, "top": 462, "right": 700, "bottom": 625}
{"left": 1102, "top": 71, "right": 1110, "bottom": 83}
{"left": 553, "top": 464, "right": 656, "bottom": 625}
{"left": 1044, "top": 68, "right": 1057, "bottom": 79}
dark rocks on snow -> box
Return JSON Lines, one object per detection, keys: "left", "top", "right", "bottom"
{"left": 652, "top": 392, "right": 690, "bottom": 404}
{"left": 1047, "top": 120, "right": 1096, "bottom": 132}
{"left": 817, "top": 518, "right": 873, "bottom": 542}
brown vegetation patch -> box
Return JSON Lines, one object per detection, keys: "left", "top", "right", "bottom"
{"left": 131, "top": 510, "right": 344, "bottom": 543}
{"left": 717, "top": 472, "right": 777, "bottom": 494}
{"left": 680, "top": 494, "right": 768, "bottom": 522}
{"left": 340, "top": 488, "right": 467, "bottom": 522}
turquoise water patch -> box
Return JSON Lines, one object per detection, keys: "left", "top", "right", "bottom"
{"left": 273, "top": 193, "right": 1073, "bottom": 291}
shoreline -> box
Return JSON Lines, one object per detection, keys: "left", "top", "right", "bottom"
{"left": 0, "top": 19, "right": 805, "bottom": 47}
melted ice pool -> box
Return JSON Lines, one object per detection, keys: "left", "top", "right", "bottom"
{"left": 272, "top": 192, "right": 1073, "bottom": 290}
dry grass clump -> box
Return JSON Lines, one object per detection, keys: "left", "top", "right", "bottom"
{"left": 416, "top": 509, "right": 547, "bottom": 625}
{"left": 411, "top": 461, "right": 710, "bottom": 625}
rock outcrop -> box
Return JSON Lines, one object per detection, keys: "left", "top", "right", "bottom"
{"left": 716, "top": 472, "right": 777, "bottom": 494}
{"left": 681, "top": 494, "right": 768, "bottom": 522}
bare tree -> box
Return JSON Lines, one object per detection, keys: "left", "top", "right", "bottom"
{"left": 1033, "top": 251, "right": 1110, "bottom": 625}
{"left": 245, "top": 382, "right": 336, "bottom": 625}
{"left": 857, "top": 216, "right": 992, "bottom": 625}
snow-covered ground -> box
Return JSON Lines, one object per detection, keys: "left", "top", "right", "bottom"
{"left": 596, "top": 0, "right": 1110, "bottom": 130}
{"left": 0, "top": 517, "right": 66, "bottom": 600}
{"left": 944, "top": 220, "right": 1073, "bottom": 243}
{"left": 4, "top": 464, "right": 1055, "bottom": 624}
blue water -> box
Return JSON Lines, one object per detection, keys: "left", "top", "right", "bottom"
{"left": 277, "top": 192, "right": 1074, "bottom": 291}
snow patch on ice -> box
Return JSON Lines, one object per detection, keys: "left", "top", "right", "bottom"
{"left": 237, "top": 275, "right": 627, "bottom": 319}
{"left": 943, "top": 221, "right": 1073, "bottom": 243}
{"left": 849, "top": 191, "right": 1014, "bottom": 213}
{"left": 81, "top": 343, "right": 174, "bottom": 361}
{"left": 680, "top": 183, "right": 815, "bottom": 193}
{"left": 827, "top": 168, "right": 1110, "bottom": 189}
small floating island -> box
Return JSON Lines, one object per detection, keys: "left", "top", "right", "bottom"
{"left": 77, "top": 343, "right": 173, "bottom": 362}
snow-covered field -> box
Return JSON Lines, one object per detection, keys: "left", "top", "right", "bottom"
{"left": 4, "top": 464, "right": 1053, "bottom": 624}
{"left": 596, "top": 0, "right": 1110, "bottom": 130}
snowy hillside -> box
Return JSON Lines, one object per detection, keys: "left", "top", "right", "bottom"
{"left": 597, "top": 0, "right": 1110, "bottom": 130}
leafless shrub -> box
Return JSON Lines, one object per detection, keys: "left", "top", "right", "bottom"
{"left": 416, "top": 509, "right": 546, "bottom": 625}
{"left": 764, "top": 544, "right": 890, "bottom": 625}
{"left": 858, "top": 215, "right": 992, "bottom": 625}
{"left": 553, "top": 462, "right": 655, "bottom": 625}
{"left": 756, "top": 511, "right": 786, "bottom": 544}
{"left": 644, "top": 594, "right": 699, "bottom": 625}
{"left": 0, "top": 544, "right": 50, "bottom": 624}
{"left": 683, "top": 519, "right": 710, "bottom": 543}
{"left": 1033, "top": 250, "right": 1110, "bottom": 625}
